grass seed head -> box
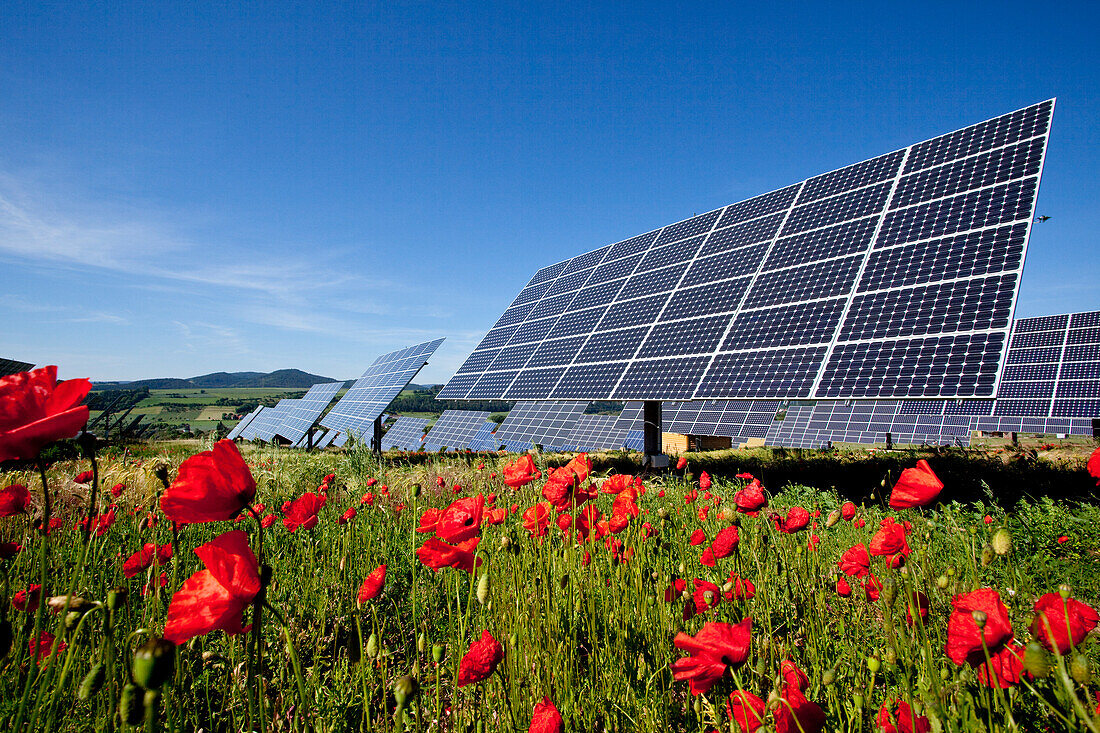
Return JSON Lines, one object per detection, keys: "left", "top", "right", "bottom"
{"left": 991, "top": 528, "right": 1012, "bottom": 555}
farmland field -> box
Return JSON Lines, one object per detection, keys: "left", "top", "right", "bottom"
{"left": 0, "top": 436, "right": 1098, "bottom": 732}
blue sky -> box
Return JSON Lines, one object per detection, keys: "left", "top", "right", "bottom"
{"left": 2, "top": 2, "right": 1097, "bottom": 384}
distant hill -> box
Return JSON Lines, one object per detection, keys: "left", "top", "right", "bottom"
{"left": 94, "top": 369, "right": 342, "bottom": 391}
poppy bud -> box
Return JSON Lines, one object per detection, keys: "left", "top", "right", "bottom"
{"left": 432, "top": 644, "right": 444, "bottom": 663}
{"left": 821, "top": 668, "right": 835, "bottom": 686}
{"left": 78, "top": 662, "right": 106, "bottom": 700}
{"left": 366, "top": 633, "right": 379, "bottom": 659}
{"left": 881, "top": 577, "right": 897, "bottom": 606}
{"left": 936, "top": 575, "right": 948, "bottom": 589}
{"left": 980, "top": 544, "right": 994, "bottom": 567}
{"left": 152, "top": 462, "right": 171, "bottom": 488}
{"left": 48, "top": 595, "right": 95, "bottom": 614}
{"left": 143, "top": 689, "right": 161, "bottom": 727}
{"left": 65, "top": 611, "right": 82, "bottom": 630}
{"left": 393, "top": 675, "right": 418, "bottom": 707}
{"left": 1023, "top": 641, "right": 1050, "bottom": 678}
{"left": 991, "top": 528, "right": 1011, "bottom": 555}
{"left": 883, "top": 646, "right": 897, "bottom": 666}
{"left": 417, "top": 632, "right": 426, "bottom": 653}
{"left": 971, "top": 610, "right": 987, "bottom": 629}
{"left": 120, "top": 684, "right": 143, "bottom": 725}
{"left": 866, "top": 656, "right": 881, "bottom": 673}
{"left": 852, "top": 692, "right": 864, "bottom": 709}
{"left": 1070, "top": 654, "right": 1091, "bottom": 684}
{"left": 0, "top": 619, "right": 11, "bottom": 660}
{"left": 477, "top": 573, "right": 490, "bottom": 605}
{"left": 412, "top": 484, "right": 422, "bottom": 498}
{"left": 107, "top": 587, "right": 128, "bottom": 612}
{"left": 509, "top": 633, "right": 517, "bottom": 648}
{"left": 1059, "top": 584, "right": 1072, "bottom": 600}
{"left": 132, "top": 637, "right": 175, "bottom": 690}
{"left": 825, "top": 509, "right": 841, "bottom": 528}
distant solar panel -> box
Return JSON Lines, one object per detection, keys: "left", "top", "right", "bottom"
{"left": 272, "top": 382, "right": 342, "bottom": 445}
{"left": 561, "top": 414, "right": 630, "bottom": 451}
{"left": 623, "top": 430, "right": 645, "bottom": 451}
{"left": 495, "top": 401, "right": 588, "bottom": 452}
{"left": 252, "top": 400, "right": 302, "bottom": 442}
{"left": 442, "top": 101, "right": 1053, "bottom": 403}
{"left": 0, "top": 358, "right": 34, "bottom": 377}
{"left": 238, "top": 406, "right": 268, "bottom": 440}
{"left": 468, "top": 422, "right": 500, "bottom": 451}
{"left": 226, "top": 406, "right": 263, "bottom": 440}
{"left": 380, "top": 417, "right": 429, "bottom": 451}
{"left": 423, "top": 410, "right": 492, "bottom": 452}
{"left": 663, "top": 400, "right": 781, "bottom": 441}
{"left": 321, "top": 339, "right": 444, "bottom": 441}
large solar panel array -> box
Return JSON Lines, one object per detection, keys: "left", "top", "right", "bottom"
{"left": 468, "top": 422, "right": 500, "bottom": 451}
{"left": 663, "top": 400, "right": 782, "bottom": 441}
{"left": 273, "top": 382, "right": 343, "bottom": 445}
{"left": 442, "top": 101, "right": 1053, "bottom": 405}
{"left": 764, "top": 401, "right": 975, "bottom": 448}
{"left": 380, "top": 417, "right": 430, "bottom": 451}
{"left": 560, "top": 414, "right": 630, "bottom": 451}
{"left": 0, "top": 358, "right": 34, "bottom": 377}
{"left": 423, "top": 410, "right": 492, "bottom": 452}
{"left": 238, "top": 406, "right": 269, "bottom": 440}
{"left": 321, "top": 339, "right": 444, "bottom": 439}
{"left": 226, "top": 406, "right": 264, "bottom": 440}
{"left": 494, "top": 401, "right": 588, "bottom": 452}
{"left": 252, "top": 400, "right": 302, "bottom": 442}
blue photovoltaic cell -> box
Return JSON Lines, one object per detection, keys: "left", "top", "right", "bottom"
{"left": 468, "top": 422, "right": 500, "bottom": 452}
{"left": 442, "top": 101, "right": 1053, "bottom": 403}
{"left": 381, "top": 417, "right": 429, "bottom": 451}
{"left": 495, "top": 401, "right": 588, "bottom": 451}
{"left": 237, "top": 406, "right": 267, "bottom": 440}
{"left": 323, "top": 339, "right": 444, "bottom": 438}
{"left": 273, "top": 382, "right": 343, "bottom": 445}
{"left": 623, "top": 430, "right": 645, "bottom": 451}
{"left": 562, "top": 414, "right": 630, "bottom": 451}
{"left": 227, "top": 406, "right": 263, "bottom": 441}
{"left": 423, "top": 410, "right": 492, "bottom": 452}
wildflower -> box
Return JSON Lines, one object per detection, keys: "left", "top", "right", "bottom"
{"left": 163, "top": 530, "right": 261, "bottom": 645}
{"left": 601, "top": 474, "right": 634, "bottom": 494}
{"left": 0, "top": 484, "right": 31, "bottom": 517}
{"left": 976, "top": 642, "right": 1026, "bottom": 688}
{"left": 365, "top": 478, "right": 377, "bottom": 488}
{"left": 416, "top": 507, "right": 442, "bottom": 533}
{"left": 160, "top": 440, "right": 257, "bottom": 523}
{"left": 906, "top": 591, "right": 930, "bottom": 625}
{"left": 30, "top": 630, "right": 66, "bottom": 660}
{"left": 888, "top": 459, "right": 943, "bottom": 509}
{"left": 864, "top": 574, "right": 883, "bottom": 601}
{"left": 836, "top": 577, "right": 852, "bottom": 597}
{"left": 676, "top": 457, "right": 687, "bottom": 470}
{"left": 0, "top": 366, "right": 92, "bottom": 463}
{"left": 339, "top": 507, "right": 357, "bottom": 525}
{"left": 261, "top": 513, "right": 276, "bottom": 528}
{"left": 725, "top": 574, "right": 755, "bottom": 601}
{"left": 282, "top": 492, "right": 323, "bottom": 532}
{"left": 1056, "top": 535, "right": 1069, "bottom": 544}
{"left": 838, "top": 544, "right": 871, "bottom": 577}
{"left": 110, "top": 483, "right": 126, "bottom": 498}
{"left": 523, "top": 503, "right": 551, "bottom": 537}
{"left": 734, "top": 480, "right": 767, "bottom": 516}
{"left": 358, "top": 565, "right": 386, "bottom": 604}
{"left": 877, "top": 699, "right": 931, "bottom": 733}
{"left": 665, "top": 578, "right": 687, "bottom": 603}
{"left": 435, "top": 494, "right": 485, "bottom": 543}
{"left": 1030, "top": 592, "right": 1098, "bottom": 655}
{"left": 776, "top": 506, "right": 810, "bottom": 533}
{"left": 12, "top": 584, "right": 42, "bottom": 612}
{"left": 529, "top": 696, "right": 564, "bottom": 733}
{"left": 699, "top": 471, "right": 712, "bottom": 490}
{"left": 727, "top": 690, "right": 765, "bottom": 732}
{"left": 416, "top": 537, "right": 480, "bottom": 573}
{"left": 692, "top": 578, "right": 721, "bottom": 614}
{"left": 457, "top": 630, "right": 503, "bottom": 686}
{"left": 123, "top": 543, "right": 173, "bottom": 578}
{"left": 485, "top": 507, "right": 506, "bottom": 524}
{"left": 841, "top": 501, "right": 857, "bottom": 520}
{"left": 74, "top": 470, "right": 93, "bottom": 484}
{"left": 0, "top": 542, "right": 22, "bottom": 559}
{"left": 945, "top": 588, "right": 1014, "bottom": 666}
{"left": 503, "top": 454, "right": 541, "bottom": 489}
{"left": 705, "top": 525, "right": 740, "bottom": 566}
{"left": 436, "top": 476, "right": 445, "bottom": 488}
{"left": 684, "top": 490, "right": 699, "bottom": 504}
{"left": 869, "top": 517, "right": 911, "bottom": 566}
{"left": 361, "top": 493, "right": 374, "bottom": 506}
{"left": 1087, "top": 444, "right": 1100, "bottom": 485}
{"left": 774, "top": 674, "right": 825, "bottom": 733}
{"left": 541, "top": 454, "right": 592, "bottom": 511}
{"left": 671, "top": 618, "right": 752, "bottom": 695}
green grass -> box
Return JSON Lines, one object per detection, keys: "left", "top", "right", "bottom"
{"left": 0, "top": 442, "right": 1097, "bottom": 731}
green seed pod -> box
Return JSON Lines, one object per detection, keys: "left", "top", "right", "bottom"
{"left": 120, "top": 684, "right": 143, "bottom": 725}
{"left": 132, "top": 638, "right": 175, "bottom": 690}
{"left": 940, "top": 667, "right": 950, "bottom": 681}
{"left": 107, "top": 587, "right": 128, "bottom": 612}
{"left": 971, "top": 610, "right": 988, "bottom": 629}
{"left": 991, "top": 528, "right": 1011, "bottom": 556}
{"left": 821, "top": 668, "right": 835, "bottom": 686}
{"left": 143, "top": 689, "right": 161, "bottom": 729}
{"left": 852, "top": 692, "right": 864, "bottom": 709}
{"left": 1069, "top": 654, "right": 1091, "bottom": 684}
{"left": 946, "top": 566, "right": 956, "bottom": 577}
{"left": 411, "top": 484, "right": 422, "bottom": 499}
{"left": 65, "top": 611, "right": 82, "bottom": 630}
{"left": 935, "top": 575, "right": 949, "bottom": 590}
{"left": 78, "top": 662, "right": 106, "bottom": 700}
{"left": 980, "top": 544, "right": 994, "bottom": 567}
{"left": 883, "top": 646, "right": 897, "bottom": 666}
{"left": 1023, "top": 641, "right": 1050, "bottom": 678}
{"left": 393, "top": 675, "right": 418, "bottom": 707}
{"left": 477, "top": 573, "right": 490, "bottom": 605}
{"left": 825, "top": 509, "right": 841, "bottom": 528}
{"left": 508, "top": 633, "right": 517, "bottom": 648}
{"left": 1059, "top": 584, "right": 1072, "bottom": 600}
{"left": 0, "top": 619, "right": 11, "bottom": 661}
{"left": 866, "top": 656, "right": 881, "bottom": 673}
{"left": 432, "top": 644, "right": 444, "bottom": 664}
{"left": 366, "top": 633, "right": 379, "bottom": 659}
{"left": 881, "top": 577, "right": 897, "bottom": 606}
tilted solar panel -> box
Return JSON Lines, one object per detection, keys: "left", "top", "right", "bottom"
{"left": 252, "top": 400, "right": 302, "bottom": 442}
{"left": 468, "top": 422, "right": 500, "bottom": 451}
{"left": 441, "top": 101, "right": 1053, "bottom": 403}
{"left": 662, "top": 400, "right": 781, "bottom": 441}
{"left": 332, "top": 432, "right": 350, "bottom": 448}
{"left": 320, "top": 339, "right": 444, "bottom": 440}
{"left": 380, "top": 417, "right": 429, "bottom": 451}
{"left": 0, "top": 358, "right": 34, "bottom": 377}
{"left": 273, "top": 382, "right": 343, "bottom": 445}
{"left": 495, "top": 401, "right": 588, "bottom": 452}
{"left": 226, "top": 406, "right": 263, "bottom": 440}
{"left": 561, "top": 413, "right": 629, "bottom": 451}
{"left": 423, "top": 410, "right": 492, "bottom": 452}
{"left": 315, "top": 429, "right": 337, "bottom": 448}
{"left": 238, "top": 406, "right": 268, "bottom": 440}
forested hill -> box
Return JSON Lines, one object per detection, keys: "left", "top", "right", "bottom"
{"left": 93, "top": 369, "right": 342, "bottom": 390}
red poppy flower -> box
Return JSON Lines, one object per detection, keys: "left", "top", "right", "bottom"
{"left": 1057, "top": 535, "right": 1069, "bottom": 544}
{"left": 699, "top": 471, "right": 712, "bottom": 490}
{"left": 836, "top": 577, "right": 852, "bottom": 597}
{"left": 945, "top": 588, "right": 1014, "bottom": 666}
{"left": 780, "top": 660, "right": 810, "bottom": 691}
{"left": 338, "top": 507, "right": 357, "bottom": 525}
{"left": 710, "top": 525, "right": 740, "bottom": 560}
{"left": 436, "top": 476, "right": 446, "bottom": 488}
{"left": 12, "top": 584, "right": 42, "bottom": 612}
{"left": 163, "top": 530, "right": 261, "bottom": 645}
{"left": 529, "top": 696, "right": 564, "bottom": 733}
{"left": 1087, "top": 444, "right": 1100, "bottom": 485}
{"left": 698, "top": 504, "right": 710, "bottom": 522}
{"left": 261, "top": 514, "right": 276, "bottom": 528}
{"left": 0, "top": 484, "right": 31, "bottom": 517}
{"left": 574, "top": 504, "right": 603, "bottom": 542}
{"left": 503, "top": 454, "right": 541, "bottom": 489}
{"left": 976, "top": 642, "right": 1026, "bottom": 688}
{"left": 436, "top": 494, "right": 485, "bottom": 543}
{"left": 838, "top": 544, "right": 871, "bottom": 577}
{"left": 671, "top": 618, "right": 752, "bottom": 695}
{"left": 457, "top": 629, "right": 503, "bottom": 687}
{"left": 864, "top": 574, "right": 883, "bottom": 601}
{"left": 870, "top": 517, "right": 911, "bottom": 565}
{"left": 676, "top": 457, "right": 687, "bottom": 470}
{"left": 361, "top": 492, "right": 374, "bottom": 506}
{"left": 774, "top": 684, "right": 825, "bottom": 733}
{"left": 0, "top": 366, "right": 92, "bottom": 463}
{"left": 1030, "top": 592, "right": 1099, "bottom": 655}
{"left": 484, "top": 507, "right": 506, "bottom": 524}
{"left": 282, "top": 492, "right": 323, "bottom": 532}
{"left": 725, "top": 574, "right": 755, "bottom": 601}
{"left": 777, "top": 506, "right": 810, "bottom": 533}
{"left": 0, "top": 542, "right": 22, "bottom": 559}
{"left": 323, "top": 473, "right": 335, "bottom": 484}
{"left": 416, "top": 507, "right": 441, "bottom": 533}
{"left": 665, "top": 578, "right": 687, "bottom": 603}
{"left": 889, "top": 459, "right": 943, "bottom": 509}
{"left": 123, "top": 543, "right": 173, "bottom": 578}
{"left": 841, "top": 501, "right": 856, "bottom": 521}
{"left": 601, "top": 474, "right": 634, "bottom": 494}
{"left": 416, "top": 536, "right": 480, "bottom": 573}
{"left": 734, "top": 481, "right": 767, "bottom": 516}
{"left": 727, "top": 690, "right": 765, "bottom": 732}
{"left": 160, "top": 440, "right": 257, "bottom": 523}
{"left": 523, "top": 503, "right": 551, "bottom": 537}
{"left": 110, "top": 483, "right": 126, "bottom": 498}
{"left": 365, "top": 477, "right": 377, "bottom": 488}
{"left": 684, "top": 489, "right": 698, "bottom": 504}
{"left": 143, "top": 571, "right": 169, "bottom": 597}
{"left": 74, "top": 470, "right": 93, "bottom": 484}
{"left": 877, "top": 699, "right": 931, "bottom": 733}
{"left": 906, "top": 591, "right": 930, "bottom": 625}
{"left": 358, "top": 564, "right": 386, "bottom": 603}
{"left": 30, "top": 630, "right": 66, "bottom": 660}
{"left": 692, "top": 578, "right": 721, "bottom": 614}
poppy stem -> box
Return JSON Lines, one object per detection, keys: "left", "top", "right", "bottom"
{"left": 263, "top": 600, "right": 309, "bottom": 725}
{"left": 78, "top": 432, "right": 99, "bottom": 545}
{"left": 12, "top": 459, "right": 53, "bottom": 730}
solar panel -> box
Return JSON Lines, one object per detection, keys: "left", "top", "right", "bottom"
{"left": 972, "top": 415, "right": 1093, "bottom": 436}
{"left": 380, "top": 417, "right": 429, "bottom": 451}
{"left": 0, "top": 358, "right": 34, "bottom": 377}
{"left": 315, "top": 429, "right": 337, "bottom": 448}
{"left": 332, "top": 432, "right": 350, "bottom": 448}
{"left": 252, "top": 400, "right": 303, "bottom": 442}
{"left": 226, "top": 406, "right": 263, "bottom": 440}
{"left": 441, "top": 101, "right": 1053, "bottom": 403}
{"left": 320, "top": 339, "right": 444, "bottom": 440}
{"left": 561, "top": 413, "right": 630, "bottom": 451}
{"left": 272, "top": 382, "right": 343, "bottom": 445}
{"left": 238, "top": 406, "right": 268, "bottom": 440}
{"left": 662, "top": 400, "right": 781, "bottom": 441}
{"left": 495, "top": 401, "right": 588, "bottom": 452}
{"left": 623, "top": 430, "right": 645, "bottom": 451}
{"left": 468, "top": 422, "right": 500, "bottom": 451}
{"left": 423, "top": 410, "right": 492, "bottom": 452}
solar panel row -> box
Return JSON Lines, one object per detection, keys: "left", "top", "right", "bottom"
{"left": 226, "top": 406, "right": 263, "bottom": 440}
{"left": 274, "top": 382, "right": 343, "bottom": 445}
{"left": 0, "top": 358, "right": 35, "bottom": 377}
{"left": 423, "top": 410, "right": 492, "bottom": 451}
{"left": 380, "top": 417, "right": 429, "bottom": 451}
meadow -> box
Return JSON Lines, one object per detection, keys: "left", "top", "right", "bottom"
{"left": 0, "top": 431, "right": 1098, "bottom": 732}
